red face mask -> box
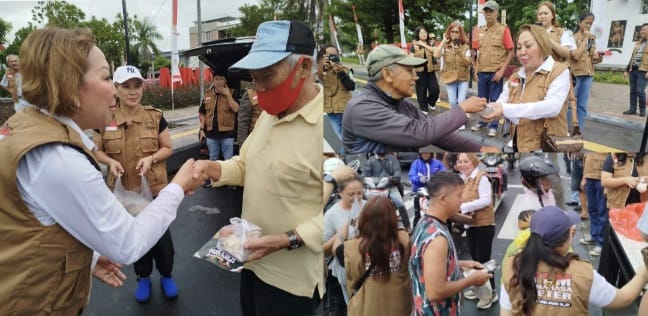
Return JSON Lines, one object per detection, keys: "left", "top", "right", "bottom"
{"left": 256, "top": 57, "right": 307, "bottom": 115}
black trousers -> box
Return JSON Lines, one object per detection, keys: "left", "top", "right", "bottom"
{"left": 467, "top": 225, "right": 496, "bottom": 290}
{"left": 415, "top": 71, "right": 440, "bottom": 111}
{"left": 241, "top": 269, "right": 320, "bottom": 316}
{"left": 134, "top": 229, "right": 174, "bottom": 278}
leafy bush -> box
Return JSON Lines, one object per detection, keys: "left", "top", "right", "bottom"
{"left": 142, "top": 82, "right": 201, "bottom": 110}
{"left": 594, "top": 70, "right": 627, "bottom": 85}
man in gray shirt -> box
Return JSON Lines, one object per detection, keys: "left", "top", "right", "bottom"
{"left": 0, "top": 55, "right": 29, "bottom": 111}
{"left": 623, "top": 23, "right": 648, "bottom": 117}
{"left": 342, "top": 45, "right": 497, "bottom": 153}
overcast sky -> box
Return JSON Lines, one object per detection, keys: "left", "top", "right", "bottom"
{"left": 1, "top": 0, "right": 258, "bottom": 52}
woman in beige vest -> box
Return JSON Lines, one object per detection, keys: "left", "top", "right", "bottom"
{"left": 501, "top": 205, "right": 648, "bottom": 316}
{"left": 434, "top": 23, "right": 472, "bottom": 130}
{"left": 455, "top": 153, "right": 497, "bottom": 309}
{"left": 481, "top": 24, "right": 571, "bottom": 152}
{"left": 570, "top": 12, "right": 603, "bottom": 128}
{"left": 410, "top": 26, "right": 440, "bottom": 112}
{"left": 94, "top": 65, "right": 178, "bottom": 303}
{"left": 332, "top": 196, "right": 411, "bottom": 316}
{"left": 601, "top": 153, "right": 648, "bottom": 209}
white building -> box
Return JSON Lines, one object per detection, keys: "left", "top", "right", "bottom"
{"left": 592, "top": 0, "right": 647, "bottom": 69}
{"left": 189, "top": 16, "right": 241, "bottom": 48}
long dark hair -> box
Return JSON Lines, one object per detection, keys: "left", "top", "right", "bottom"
{"left": 573, "top": 12, "right": 595, "bottom": 34}
{"left": 357, "top": 196, "right": 404, "bottom": 282}
{"left": 414, "top": 26, "right": 433, "bottom": 45}
{"left": 509, "top": 232, "right": 579, "bottom": 315}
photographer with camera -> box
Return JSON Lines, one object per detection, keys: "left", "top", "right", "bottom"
{"left": 318, "top": 44, "right": 355, "bottom": 143}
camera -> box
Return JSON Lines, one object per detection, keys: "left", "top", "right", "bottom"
{"left": 328, "top": 54, "right": 341, "bottom": 63}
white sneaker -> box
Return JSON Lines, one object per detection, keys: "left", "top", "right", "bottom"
{"left": 506, "top": 140, "right": 513, "bottom": 148}
{"left": 429, "top": 105, "right": 437, "bottom": 111}
{"left": 471, "top": 124, "right": 486, "bottom": 131}
{"left": 464, "top": 288, "right": 477, "bottom": 300}
{"left": 579, "top": 238, "right": 596, "bottom": 245}
{"left": 590, "top": 246, "right": 602, "bottom": 256}
{"left": 476, "top": 291, "right": 498, "bottom": 309}
{"left": 487, "top": 128, "right": 497, "bottom": 137}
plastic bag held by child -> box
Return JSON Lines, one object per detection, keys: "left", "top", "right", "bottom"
{"left": 113, "top": 175, "right": 153, "bottom": 216}
{"left": 217, "top": 217, "right": 262, "bottom": 262}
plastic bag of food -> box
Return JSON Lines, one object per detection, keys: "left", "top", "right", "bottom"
{"left": 609, "top": 202, "right": 647, "bottom": 242}
{"left": 113, "top": 175, "right": 153, "bottom": 217}
{"left": 194, "top": 218, "right": 262, "bottom": 272}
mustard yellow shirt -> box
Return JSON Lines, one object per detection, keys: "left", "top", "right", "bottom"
{"left": 217, "top": 86, "right": 324, "bottom": 298}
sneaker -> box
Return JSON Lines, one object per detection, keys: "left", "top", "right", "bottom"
{"left": 579, "top": 238, "right": 596, "bottom": 245}
{"left": 477, "top": 291, "right": 498, "bottom": 309}
{"left": 464, "top": 288, "right": 477, "bottom": 300}
{"left": 487, "top": 128, "right": 497, "bottom": 137}
{"left": 160, "top": 277, "right": 179, "bottom": 299}
{"left": 135, "top": 277, "right": 152, "bottom": 303}
{"left": 429, "top": 106, "right": 437, "bottom": 111}
{"left": 589, "top": 246, "right": 602, "bottom": 256}
{"left": 622, "top": 110, "right": 637, "bottom": 115}
{"left": 506, "top": 140, "right": 513, "bottom": 148}
{"left": 471, "top": 123, "right": 486, "bottom": 131}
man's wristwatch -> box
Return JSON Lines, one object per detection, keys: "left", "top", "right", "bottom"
{"left": 323, "top": 174, "right": 337, "bottom": 187}
{"left": 286, "top": 230, "right": 301, "bottom": 250}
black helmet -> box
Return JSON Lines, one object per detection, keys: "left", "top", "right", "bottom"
{"left": 519, "top": 156, "right": 559, "bottom": 182}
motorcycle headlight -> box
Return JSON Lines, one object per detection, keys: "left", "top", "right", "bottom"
{"left": 486, "top": 156, "right": 497, "bottom": 165}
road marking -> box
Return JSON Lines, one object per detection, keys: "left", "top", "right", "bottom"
{"left": 171, "top": 128, "right": 199, "bottom": 140}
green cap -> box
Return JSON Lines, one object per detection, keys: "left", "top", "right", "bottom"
{"left": 366, "top": 45, "right": 426, "bottom": 77}
{"left": 484, "top": 0, "right": 499, "bottom": 10}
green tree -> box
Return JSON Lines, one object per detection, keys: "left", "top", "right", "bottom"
{"left": 230, "top": 0, "right": 315, "bottom": 37}
{"left": 500, "top": 0, "right": 589, "bottom": 37}
{"left": 0, "top": 17, "right": 11, "bottom": 46}
{"left": 31, "top": 0, "right": 86, "bottom": 28}
{"left": 81, "top": 17, "right": 124, "bottom": 69}
{"left": 4, "top": 24, "right": 37, "bottom": 57}
{"left": 154, "top": 55, "right": 171, "bottom": 69}
{"left": 132, "top": 17, "right": 162, "bottom": 66}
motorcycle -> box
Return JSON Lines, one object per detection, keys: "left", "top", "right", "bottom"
{"left": 363, "top": 176, "right": 407, "bottom": 229}
{"left": 480, "top": 153, "right": 508, "bottom": 210}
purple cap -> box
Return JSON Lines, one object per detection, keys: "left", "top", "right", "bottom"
{"left": 530, "top": 205, "right": 580, "bottom": 245}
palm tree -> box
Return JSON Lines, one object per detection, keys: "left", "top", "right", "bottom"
{"left": 132, "top": 17, "right": 162, "bottom": 64}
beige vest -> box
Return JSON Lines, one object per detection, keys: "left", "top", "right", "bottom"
{"left": 606, "top": 155, "right": 648, "bottom": 209}
{"left": 204, "top": 89, "right": 236, "bottom": 132}
{"left": 323, "top": 69, "right": 353, "bottom": 114}
{"left": 4, "top": 70, "right": 19, "bottom": 102}
{"left": 510, "top": 62, "right": 569, "bottom": 152}
{"left": 503, "top": 256, "right": 593, "bottom": 316}
{"left": 0, "top": 107, "right": 94, "bottom": 315}
{"left": 583, "top": 153, "right": 607, "bottom": 180}
{"left": 477, "top": 23, "right": 508, "bottom": 72}
{"left": 462, "top": 171, "right": 495, "bottom": 226}
{"left": 547, "top": 27, "right": 567, "bottom": 63}
{"left": 570, "top": 32, "right": 598, "bottom": 76}
{"left": 344, "top": 231, "right": 412, "bottom": 316}
{"left": 628, "top": 41, "right": 648, "bottom": 71}
{"left": 246, "top": 88, "right": 262, "bottom": 131}
{"left": 440, "top": 43, "right": 471, "bottom": 84}
{"left": 100, "top": 105, "right": 168, "bottom": 195}
{"left": 413, "top": 44, "right": 438, "bottom": 73}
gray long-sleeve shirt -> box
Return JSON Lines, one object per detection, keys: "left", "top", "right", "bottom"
{"left": 342, "top": 81, "right": 481, "bottom": 153}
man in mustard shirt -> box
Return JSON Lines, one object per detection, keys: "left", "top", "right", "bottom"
{"left": 194, "top": 20, "right": 324, "bottom": 316}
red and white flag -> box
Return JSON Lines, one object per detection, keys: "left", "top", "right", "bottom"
{"left": 328, "top": 15, "right": 342, "bottom": 54}
{"left": 352, "top": 5, "right": 363, "bottom": 45}
{"left": 171, "top": 0, "right": 182, "bottom": 84}
{"left": 398, "top": 0, "right": 407, "bottom": 50}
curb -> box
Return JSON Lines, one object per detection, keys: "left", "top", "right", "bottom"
{"left": 348, "top": 65, "right": 643, "bottom": 131}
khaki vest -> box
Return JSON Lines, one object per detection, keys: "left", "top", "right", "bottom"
{"left": 510, "top": 62, "right": 569, "bottom": 152}
{"left": 570, "top": 32, "right": 598, "bottom": 76}
{"left": 628, "top": 41, "right": 648, "bottom": 71}
{"left": 204, "top": 89, "right": 236, "bottom": 132}
{"left": 4, "top": 70, "right": 19, "bottom": 102}
{"left": 440, "top": 43, "right": 471, "bottom": 84}
{"left": 547, "top": 27, "right": 566, "bottom": 63}
{"left": 477, "top": 23, "right": 508, "bottom": 72}
{"left": 0, "top": 107, "right": 94, "bottom": 315}
{"left": 100, "top": 105, "right": 168, "bottom": 196}
{"left": 606, "top": 155, "right": 648, "bottom": 209}
{"left": 344, "top": 231, "right": 412, "bottom": 316}
{"left": 462, "top": 171, "right": 495, "bottom": 226}
{"left": 583, "top": 153, "right": 607, "bottom": 180}
{"left": 246, "top": 89, "right": 262, "bottom": 131}
{"left": 413, "top": 44, "right": 438, "bottom": 73}
{"left": 323, "top": 69, "right": 353, "bottom": 114}
{"left": 503, "top": 256, "right": 593, "bottom": 316}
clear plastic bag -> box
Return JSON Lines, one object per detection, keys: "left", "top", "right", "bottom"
{"left": 113, "top": 175, "right": 153, "bottom": 217}
{"left": 216, "top": 217, "right": 262, "bottom": 262}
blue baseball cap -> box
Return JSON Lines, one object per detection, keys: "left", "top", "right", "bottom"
{"left": 530, "top": 205, "right": 580, "bottom": 246}
{"left": 230, "top": 20, "right": 315, "bottom": 70}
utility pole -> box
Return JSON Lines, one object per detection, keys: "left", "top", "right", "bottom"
{"left": 468, "top": 0, "right": 473, "bottom": 89}
{"left": 122, "top": 0, "right": 131, "bottom": 64}
{"left": 197, "top": 0, "right": 204, "bottom": 103}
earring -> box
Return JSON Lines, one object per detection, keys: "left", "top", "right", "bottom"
{"left": 75, "top": 102, "right": 81, "bottom": 108}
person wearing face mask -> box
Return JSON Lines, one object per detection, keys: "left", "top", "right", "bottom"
{"left": 198, "top": 69, "right": 239, "bottom": 186}
{"left": 323, "top": 175, "right": 366, "bottom": 313}
{"left": 193, "top": 20, "right": 324, "bottom": 316}
{"left": 501, "top": 205, "right": 648, "bottom": 316}
{"left": 409, "top": 146, "right": 446, "bottom": 228}
{"left": 434, "top": 23, "right": 472, "bottom": 130}
{"left": 343, "top": 44, "right": 497, "bottom": 153}
{"left": 94, "top": 65, "right": 178, "bottom": 303}
{"left": 481, "top": 24, "right": 571, "bottom": 152}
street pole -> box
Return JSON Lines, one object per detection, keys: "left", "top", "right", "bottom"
{"left": 468, "top": 0, "right": 473, "bottom": 89}
{"left": 197, "top": 0, "right": 204, "bottom": 104}
{"left": 122, "top": 0, "right": 131, "bottom": 64}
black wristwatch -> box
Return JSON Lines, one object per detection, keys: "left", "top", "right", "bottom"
{"left": 286, "top": 230, "right": 301, "bottom": 250}
{"left": 323, "top": 174, "right": 337, "bottom": 187}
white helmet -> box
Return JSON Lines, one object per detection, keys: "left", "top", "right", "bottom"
{"left": 323, "top": 157, "right": 345, "bottom": 175}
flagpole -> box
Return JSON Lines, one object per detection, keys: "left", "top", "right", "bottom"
{"left": 398, "top": 0, "right": 407, "bottom": 50}
{"left": 171, "top": 0, "right": 182, "bottom": 110}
